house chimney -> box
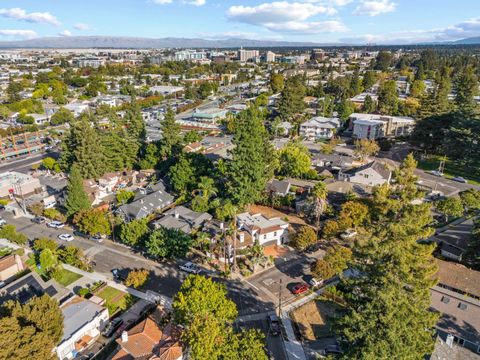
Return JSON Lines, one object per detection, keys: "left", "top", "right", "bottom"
{"left": 174, "top": 211, "right": 179, "bottom": 219}
{"left": 220, "top": 222, "right": 224, "bottom": 230}
{"left": 121, "top": 331, "right": 128, "bottom": 343}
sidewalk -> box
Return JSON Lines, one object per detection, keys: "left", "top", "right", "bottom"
{"left": 63, "top": 264, "right": 172, "bottom": 308}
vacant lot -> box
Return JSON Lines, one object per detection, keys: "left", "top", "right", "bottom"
{"left": 291, "top": 299, "right": 341, "bottom": 341}
{"left": 54, "top": 268, "right": 82, "bottom": 286}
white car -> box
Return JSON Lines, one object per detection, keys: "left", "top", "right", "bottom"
{"left": 0, "top": 217, "right": 6, "bottom": 226}
{"left": 430, "top": 170, "right": 444, "bottom": 177}
{"left": 179, "top": 262, "right": 201, "bottom": 274}
{"left": 58, "top": 233, "right": 74, "bottom": 242}
{"left": 47, "top": 221, "right": 65, "bottom": 229}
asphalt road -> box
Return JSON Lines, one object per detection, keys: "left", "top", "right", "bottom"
{"left": 0, "top": 151, "right": 60, "bottom": 174}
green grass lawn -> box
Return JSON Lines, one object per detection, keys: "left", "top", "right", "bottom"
{"left": 417, "top": 155, "right": 480, "bottom": 186}
{"left": 53, "top": 268, "right": 82, "bottom": 286}
{"left": 96, "top": 286, "right": 135, "bottom": 315}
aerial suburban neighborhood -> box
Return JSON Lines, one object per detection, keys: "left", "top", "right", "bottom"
{"left": 1, "top": 1, "right": 480, "bottom": 360}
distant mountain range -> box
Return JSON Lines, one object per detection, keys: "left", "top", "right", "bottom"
{"left": 0, "top": 36, "right": 341, "bottom": 49}
{"left": 0, "top": 35, "right": 479, "bottom": 49}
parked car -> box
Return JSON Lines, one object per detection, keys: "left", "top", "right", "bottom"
{"left": 90, "top": 233, "right": 104, "bottom": 243}
{"left": 102, "top": 318, "right": 123, "bottom": 337}
{"left": 47, "top": 221, "right": 65, "bottom": 229}
{"left": 0, "top": 217, "right": 6, "bottom": 226}
{"left": 179, "top": 262, "right": 201, "bottom": 274}
{"left": 319, "top": 344, "right": 343, "bottom": 356}
{"left": 308, "top": 277, "right": 323, "bottom": 287}
{"left": 58, "top": 234, "right": 74, "bottom": 242}
{"left": 73, "top": 230, "right": 88, "bottom": 238}
{"left": 430, "top": 170, "right": 444, "bottom": 177}
{"left": 32, "top": 216, "right": 46, "bottom": 224}
{"left": 452, "top": 176, "right": 468, "bottom": 183}
{"left": 268, "top": 314, "right": 281, "bottom": 336}
{"left": 111, "top": 268, "right": 127, "bottom": 281}
{"left": 0, "top": 281, "right": 5, "bottom": 288}
{"left": 291, "top": 283, "right": 310, "bottom": 295}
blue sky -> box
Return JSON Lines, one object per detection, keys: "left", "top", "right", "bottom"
{"left": 0, "top": 0, "right": 479, "bottom": 44}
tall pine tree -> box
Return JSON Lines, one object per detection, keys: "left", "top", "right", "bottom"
{"left": 159, "top": 106, "right": 182, "bottom": 159}
{"left": 336, "top": 155, "right": 439, "bottom": 359}
{"left": 65, "top": 164, "right": 91, "bottom": 218}
{"left": 226, "top": 106, "right": 275, "bottom": 206}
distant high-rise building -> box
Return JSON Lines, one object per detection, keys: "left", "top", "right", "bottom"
{"left": 312, "top": 48, "right": 325, "bottom": 61}
{"left": 265, "top": 51, "right": 276, "bottom": 62}
{"left": 238, "top": 48, "right": 259, "bottom": 62}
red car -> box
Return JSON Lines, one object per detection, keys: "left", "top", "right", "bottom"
{"left": 292, "top": 283, "right": 310, "bottom": 295}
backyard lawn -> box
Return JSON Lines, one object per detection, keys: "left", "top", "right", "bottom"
{"left": 54, "top": 269, "right": 82, "bottom": 286}
{"left": 291, "top": 299, "right": 342, "bottom": 341}
{"left": 97, "top": 286, "right": 135, "bottom": 315}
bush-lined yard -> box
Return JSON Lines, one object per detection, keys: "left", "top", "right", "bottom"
{"left": 97, "top": 286, "right": 135, "bottom": 316}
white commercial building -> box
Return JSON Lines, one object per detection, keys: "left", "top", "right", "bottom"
{"left": 350, "top": 113, "right": 415, "bottom": 140}
{"left": 0, "top": 171, "right": 42, "bottom": 198}
{"left": 238, "top": 49, "right": 259, "bottom": 62}
{"left": 174, "top": 50, "right": 206, "bottom": 61}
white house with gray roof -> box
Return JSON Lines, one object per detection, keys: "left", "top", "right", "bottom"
{"left": 56, "top": 298, "right": 109, "bottom": 360}
{"left": 338, "top": 161, "right": 391, "bottom": 187}
{"left": 300, "top": 116, "right": 340, "bottom": 140}
{"left": 237, "top": 212, "right": 289, "bottom": 247}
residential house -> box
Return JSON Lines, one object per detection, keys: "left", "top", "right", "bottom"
{"left": 300, "top": 116, "right": 340, "bottom": 140}
{"left": 277, "top": 121, "right": 294, "bottom": 136}
{"left": 152, "top": 206, "right": 212, "bottom": 234}
{"left": 0, "top": 254, "right": 24, "bottom": 281}
{"left": 266, "top": 179, "right": 291, "bottom": 197}
{"left": 111, "top": 314, "right": 183, "bottom": 360}
{"left": 0, "top": 171, "right": 42, "bottom": 198}
{"left": 338, "top": 161, "right": 391, "bottom": 187}
{"left": 430, "top": 259, "right": 480, "bottom": 356}
{"left": 435, "top": 219, "right": 473, "bottom": 262}
{"left": 116, "top": 181, "right": 174, "bottom": 222}
{"left": 349, "top": 113, "right": 415, "bottom": 140}
{"left": 56, "top": 297, "right": 109, "bottom": 360}
{"left": 236, "top": 212, "right": 289, "bottom": 247}
{"left": 0, "top": 271, "right": 70, "bottom": 304}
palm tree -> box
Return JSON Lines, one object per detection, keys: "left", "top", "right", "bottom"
{"left": 310, "top": 181, "right": 328, "bottom": 236}
{"left": 192, "top": 176, "right": 217, "bottom": 201}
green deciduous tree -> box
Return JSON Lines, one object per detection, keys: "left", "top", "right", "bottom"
{"left": 73, "top": 208, "right": 111, "bottom": 236}
{"left": 50, "top": 107, "right": 74, "bottom": 126}
{"left": 65, "top": 165, "right": 91, "bottom": 218}
{"left": 354, "top": 139, "right": 380, "bottom": 161}
{"left": 269, "top": 73, "right": 284, "bottom": 93}
{"left": 435, "top": 196, "right": 464, "bottom": 222}
{"left": 116, "top": 189, "right": 135, "bottom": 205}
{"left": 125, "top": 269, "right": 149, "bottom": 288}
{"left": 291, "top": 225, "right": 317, "bottom": 250}
{"left": 277, "top": 141, "right": 312, "bottom": 178}
{"left": 119, "top": 218, "right": 151, "bottom": 246}
{"left": 146, "top": 227, "right": 192, "bottom": 259}
{"left": 0, "top": 225, "right": 27, "bottom": 245}
{"left": 459, "top": 189, "right": 480, "bottom": 211}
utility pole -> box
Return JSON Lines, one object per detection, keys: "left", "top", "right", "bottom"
{"left": 278, "top": 278, "right": 283, "bottom": 316}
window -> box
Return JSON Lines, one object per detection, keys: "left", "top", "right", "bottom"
{"left": 441, "top": 296, "right": 450, "bottom": 304}
{"left": 263, "top": 235, "right": 267, "bottom": 240}
{"left": 274, "top": 231, "right": 277, "bottom": 236}
{"left": 458, "top": 302, "right": 468, "bottom": 310}
{"left": 453, "top": 336, "right": 465, "bottom": 345}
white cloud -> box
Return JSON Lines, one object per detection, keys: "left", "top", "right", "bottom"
{"left": 353, "top": 0, "right": 396, "bottom": 16}
{"left": 226, "top": 1, "right": 347, "bottom": 33}
{"left": 59, "top": 30, "right": 72, "bottom": 37}
{"left": 0, "top": 7, "right": 61, "bottom": 26}
{"left": 153, "top": 0, "right": 173, "bottom": 4}
{"left": 186, "top": 0, "right": 206, "bottom": 6}
{"left": 0, "top": 29, "right": 37, "bottom": 39}
{"left": 198, "top": 31, "right": 260, "bottom": 39}
{"left": 342, "top": 17, "right": 480, "bottom": 44}
{"left": 74, "top": 23, "right": 90, "bottom": 31}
